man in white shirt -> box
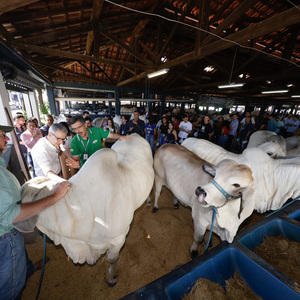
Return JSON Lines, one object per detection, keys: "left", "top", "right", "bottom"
{"left": 178, "top": 114, "right": 192, "bottom": 144}
{"left": 31, "top": 123, "right": 68, "bottom": 182}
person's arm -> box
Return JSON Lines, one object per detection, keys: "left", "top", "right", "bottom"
{"left": 108, "top": 132, "right": 130, "bottom": 141}
{"left": 46, "top": 170, "right": 66, "bottom": 182}
{"left": 13, "top": 181, "right": 71, "bottom": 224}
{"left": 173, "top": 130, "right": 178, "bottom": 142}
{"left": 21, "top": 132, "right": 37, "bottom": 149}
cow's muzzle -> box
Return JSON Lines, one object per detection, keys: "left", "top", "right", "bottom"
{"left": 195, "top": 186, "right": 208, "bottom": 206}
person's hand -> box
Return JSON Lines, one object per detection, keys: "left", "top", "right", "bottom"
{"left": 66, "top": 157, "right": 80, "bottom": 169}
{"left": 119, "top": 135, "right": 131, "bottom": 141}
{"left": 129, "top": 127, "right": 133, "bottom": 131}
{"left": 53, "top": 181, "right": 71, "bottom": 201}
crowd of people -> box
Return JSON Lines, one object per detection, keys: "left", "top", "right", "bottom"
{"left": 1, "top": 107, "right": 300, "bottom": 298}
{"left": 9, "top": 109, "right": 300, "bottom": 178}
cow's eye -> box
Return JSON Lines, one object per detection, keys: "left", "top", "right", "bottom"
{"left": 233, "top": 183, "right": 240, "bottom": 188}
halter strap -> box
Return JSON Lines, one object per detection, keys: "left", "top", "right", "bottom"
{"left": 210, "top": 178, "right": 232, "bottom": 200}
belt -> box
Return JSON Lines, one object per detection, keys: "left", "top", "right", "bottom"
{"left": 0, "top": 229, "right": 18, "bottom": 238}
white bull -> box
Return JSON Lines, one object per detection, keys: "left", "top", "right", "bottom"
{"left": 182, "top": 138, "right": 300, "bottom": 241}
{"left": 248, "top": 131, "right": 286, "bottom": 157}
{"left": 148, "top": 144, "right": 253, "bottom": 257}
{"left": 18, "top": 134, "right": 154, "bottom": 286}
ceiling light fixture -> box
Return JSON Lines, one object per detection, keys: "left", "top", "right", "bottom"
{"left": 291, "top": 95, "right": 300, "bottom": 98}
{"left": 218, "top": 83, "right": 245, "bottom": 89}
{"left": 147, "top": 68, "right": 169, "bottom": 78}
{"left": 261, "top": 90, "right": 289, "bottom": 94}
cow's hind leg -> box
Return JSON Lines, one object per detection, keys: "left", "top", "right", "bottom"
{"left": 152, "top": 177, "right": 163, "bottom": 213}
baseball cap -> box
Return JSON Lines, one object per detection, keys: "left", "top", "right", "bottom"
{"left": 0, "top": 125, "right": 14, "bottom": 132}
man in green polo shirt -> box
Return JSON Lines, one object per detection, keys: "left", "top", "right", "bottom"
{"left": 66, "top": 116, "right": 129, "bottom": 169}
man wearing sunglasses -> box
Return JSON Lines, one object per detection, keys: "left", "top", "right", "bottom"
{"left": 31, "top": 123, "right": 68, "bottom": 182}
{"left": 0, "top": 124, "right": 70, "bottom": 299}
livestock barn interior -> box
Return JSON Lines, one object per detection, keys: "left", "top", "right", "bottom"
{"left": 0, "top": 0, "right": 300, "bottom": 299}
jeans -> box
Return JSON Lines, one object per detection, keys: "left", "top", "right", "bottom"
{"left": 146, "top": 135, "right": 155, "bottom": 156}
{"left": 27, "top": 152, "right": 36, "bottom": 177}
{"left": 159, "top": 134, "right": 166, "bottom": 146}
{"left": 0, "top": 229, "right": 27, "bottom": 300}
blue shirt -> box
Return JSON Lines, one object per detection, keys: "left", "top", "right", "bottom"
{"left": 0, "top": 158, "right": 21, "bottom": 235}
{"left": 267, "top": 119, "right": 277, "bottom": 132}
{"left": 229, "top": 119, "right": 239, "bottom": 136}
{"left": 145, "top": 124, "right": 156, "bottom": 136}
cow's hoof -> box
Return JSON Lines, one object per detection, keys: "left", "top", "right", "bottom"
{"left": 174, "top": 203, "right": 179, "bottom": 209}
{"left": 105, "top": 277, "right": 118, "bottom": 287}
{"left": 146, "top": 201, "right": 151, "bottom": 207}
{"left": 108, "top": 281, "right": 117, "bottom": 287}
{"left": 190, "top": 250, "right": 198, "bottom": 259}
{"left": 152, "top": 207, "right": 158, "bottom": 213}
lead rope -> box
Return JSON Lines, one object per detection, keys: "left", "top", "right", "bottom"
{"left": 265, "top": 196, "right": 300, "bottom": 218}
{"left": 204, "top": 207, "right": 218, "bottom": 252}
{"left": 35, "top": 233, "right": 47, "bottom": 300}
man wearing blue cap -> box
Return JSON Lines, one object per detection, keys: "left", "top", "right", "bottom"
{"left": 0, "top": 125, "right": 71, "bottom": 299}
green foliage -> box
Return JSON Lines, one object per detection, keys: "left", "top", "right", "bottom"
{"left": 40, "top": 103, "right": 50, "bottom": 115}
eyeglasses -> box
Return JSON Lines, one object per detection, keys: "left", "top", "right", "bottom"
{"left": 72, "top": 124, "right": 84, "bottom": 132}
{"left": 52, "top": 132, "right": 67, "bottom": 143}
{"left": 0, "top": 132, "right": 7, "bottom": 138}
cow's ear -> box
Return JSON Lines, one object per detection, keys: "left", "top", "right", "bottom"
{"left": 203, "top": 164, "right": 216, "bottom": 177}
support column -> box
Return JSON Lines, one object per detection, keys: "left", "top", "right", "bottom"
{"left": 28, "top": 91, "right": 41, "bottom": 125}
{"left": 107, "top": 93, "right": 113, "bottom": 116}
{"left": 115, "top": 88, "right": 120, "bottom": 115}
{"left": 160, "top": 95, "right": 166, "bottom": 118}
{"left": 46, "top": 85, "right": 57, "bottom": 115}
{"left": 0, "top": 73, "right": 13, "bottom": 142}
{"left": 23, "top": 93, "right": 33, "bottom": 118}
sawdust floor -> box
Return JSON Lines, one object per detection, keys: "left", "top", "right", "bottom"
{"left": 22, "top": 187, "right": 267, "bottom": 300}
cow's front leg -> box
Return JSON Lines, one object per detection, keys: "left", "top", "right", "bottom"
{"left": 152, "top": 178, "right": 163, "bottom": 213}
{"left": 173, "top": 195, "right": 179, "bottom": 209}
{"left": 190, "top": 225, "right": 206, "bottom": 259}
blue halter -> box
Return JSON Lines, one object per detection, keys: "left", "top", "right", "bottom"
{"left": 210, "top": 178, "right": 233, "bottom": 200}
{"left": 209, "top": 178, "right": 243, "bottom": 217}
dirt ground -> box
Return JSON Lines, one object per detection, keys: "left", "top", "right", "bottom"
{"left": 22, "top": 187, "right": 266, "bottom": 300}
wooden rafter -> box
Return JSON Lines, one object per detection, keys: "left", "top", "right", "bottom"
{"left": 0, "top": 0, "right": 39, "bottom": 14}
{"left": 202, "top": 0, "right": 259, "bottom": 46}
{"left": 11, "top": 41, "right": 148, "bottom": 70}
{"left": 85, "top": 0, "right": 105, "bottom": 55}
{"left": 158, "top": 0, "right": 195, "bottom": 59}
{"left": 98, "top": 27, "right": 155, "bottom": 66}
{"left": 164, "top": 7, "right": 300, "bottom": 69}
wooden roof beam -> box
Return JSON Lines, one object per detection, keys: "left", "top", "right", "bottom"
{"left": 0, "top": 0, "right": 39, "bottom": 14}
{"left": 86, "top": 0, "right": 105, "bottom": 55}
{"left": 11, "top": 41, "right": 148, "bottom": 70}
{"left": 195, "top": 0, "right": 211, "bottom": 52}
{"left": 158, "top": 0, "right": 195, "bottom": 59}
{"left": 99, "top": 27, "right": 155, "bottom": 67}
{"left": 202, "top": 0, "right": 259, "bottom": 46}
{"left": 162, "top": 7, "right": 300, "bottom": 70}
{"left": 117, "top": 72, "right": 147, "bottom": 87}
{"left": 30, "top": 59, "right": 103, "bottom": 83}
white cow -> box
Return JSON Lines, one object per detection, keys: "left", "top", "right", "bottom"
{"left": 18, "top": 134, "right": 154, "bottom": 286}
{"left": 182, "top": 138, "right": 300, "bottom": 242}
{"left": 148, "top": 144, "right": 253, "bottom": 257}
{"left": 248, "top": 132, "right": 300, "bottom": 157}
{"left": 248, "top": 131, "right": 286, "bottom": 157}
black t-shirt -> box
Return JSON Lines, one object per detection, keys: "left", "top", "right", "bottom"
{"left": 197, "top": 123, "right": 213, "bottom": 140}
